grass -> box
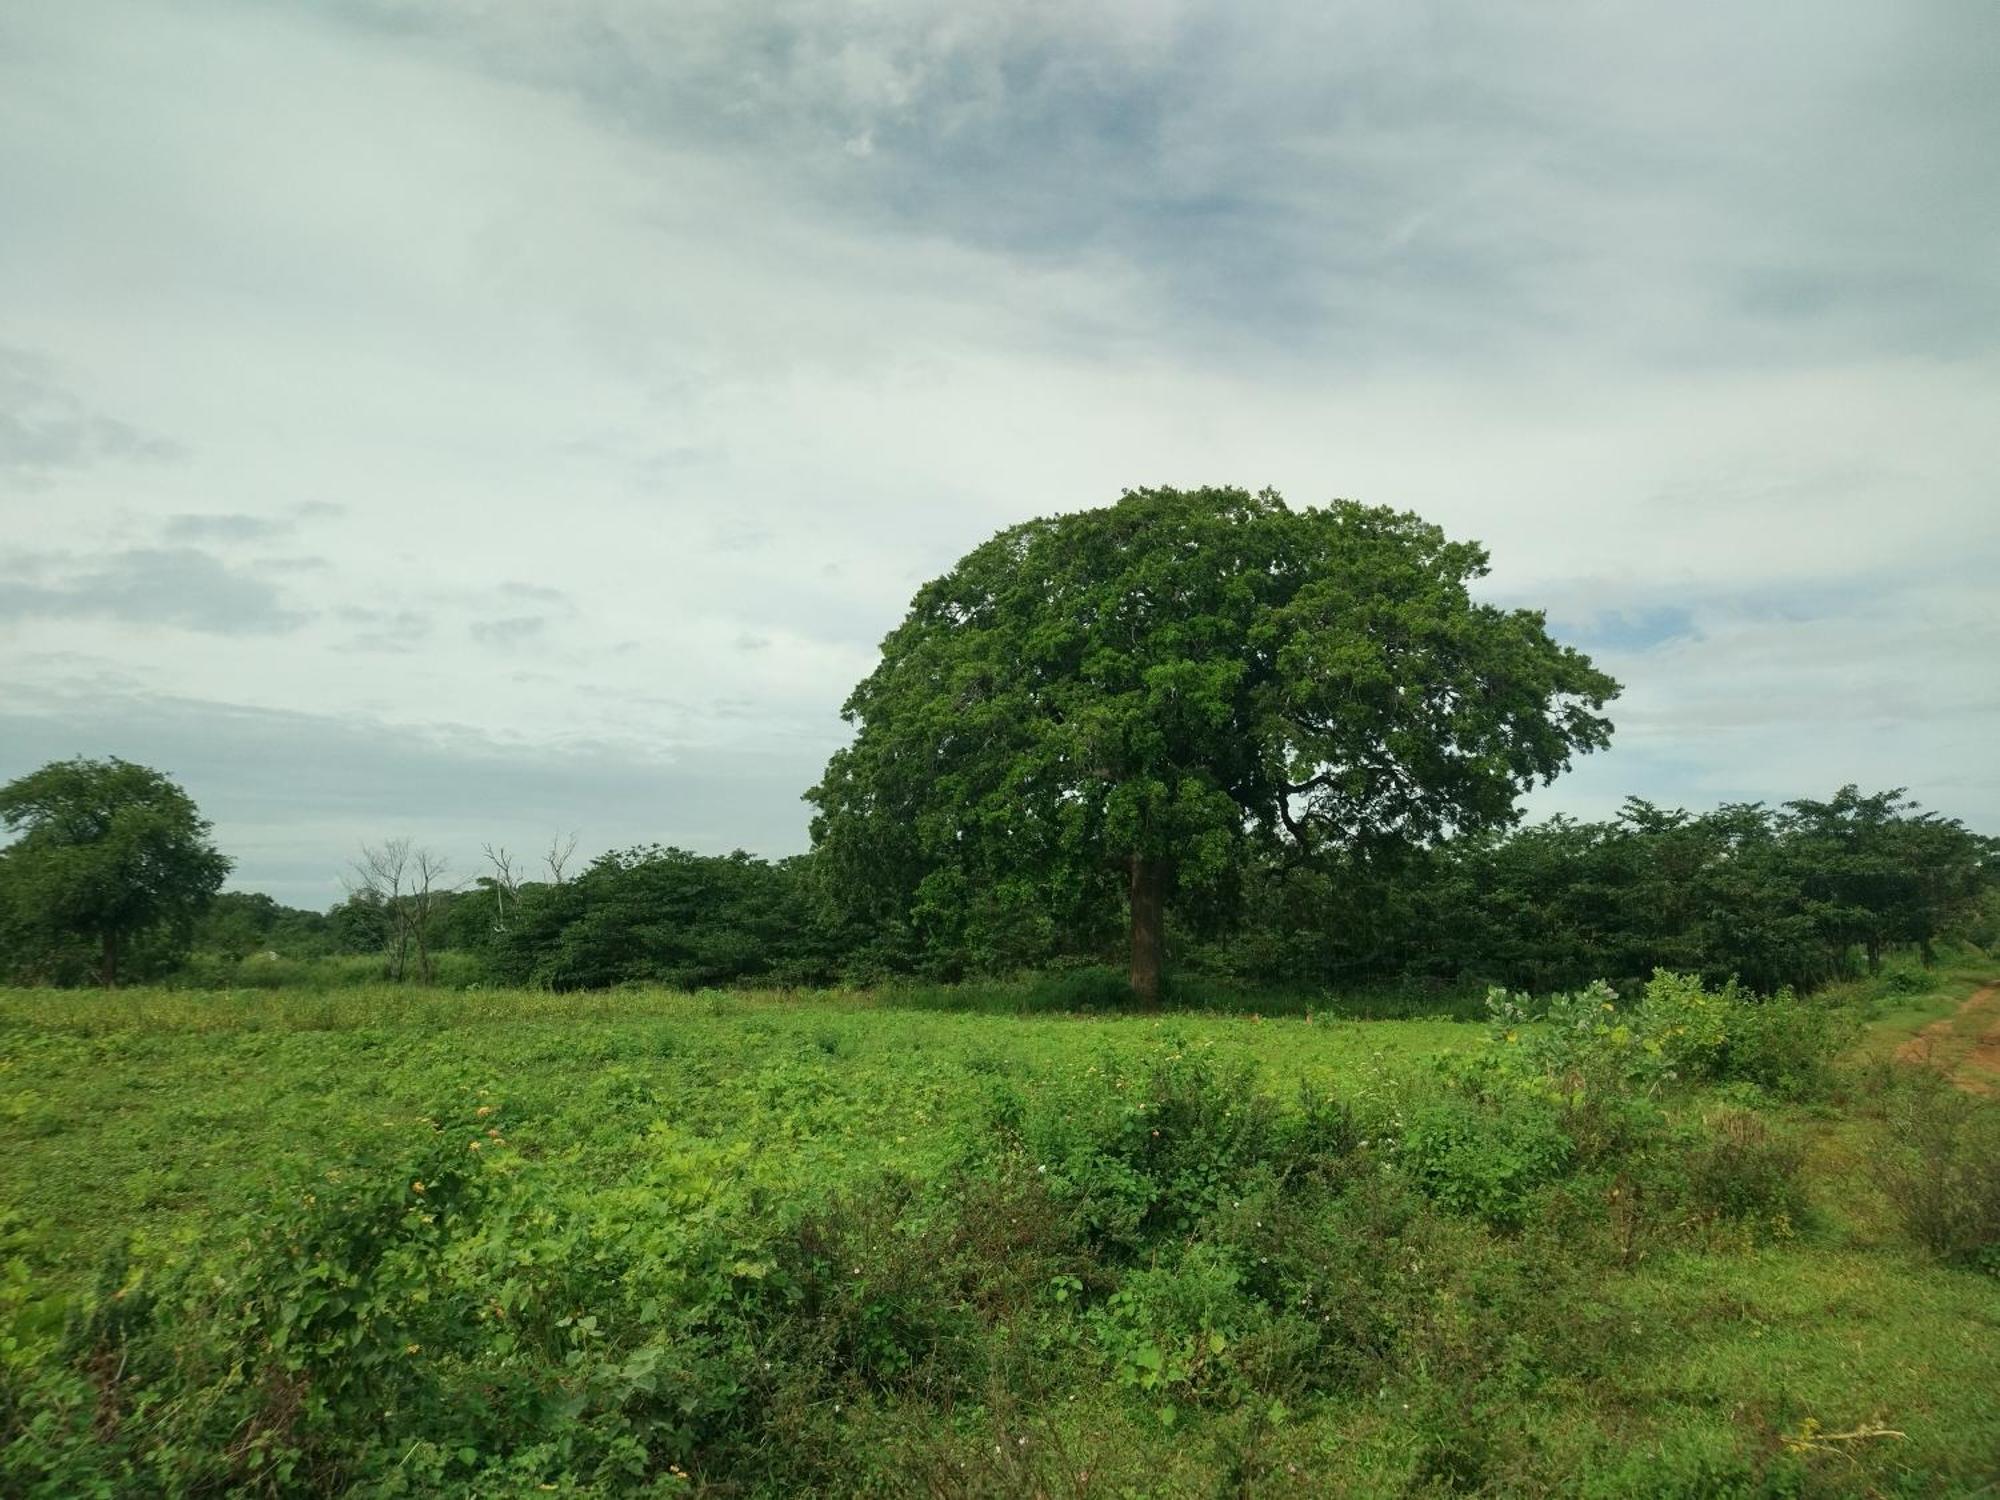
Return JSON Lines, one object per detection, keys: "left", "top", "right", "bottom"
{"left": 1836, "top": 957, "right": 1995, "bottom": 1066}
{"left": 0, "top": 984, "right": 1469, "bottom": 1272}
{"left": 2, "top": 964, "right": 1997, "bottom": 1496}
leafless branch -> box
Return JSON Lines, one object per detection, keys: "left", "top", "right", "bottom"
{"left": 545, "top": 831, "right": 579, "bottom": 885}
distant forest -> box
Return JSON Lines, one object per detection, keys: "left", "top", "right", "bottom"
{"left": 160, "top": 785, "right": 1994, "bottom": 1000}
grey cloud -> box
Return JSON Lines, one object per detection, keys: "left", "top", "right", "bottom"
{"left": 337, "top": 605, "right": 431, "bottom": 631}
{"left": 500, "top": 580, "right": 569, "bottom": 605}
{"left": 301, "top": 1, "right": 2000, "bottom": 365}
{"left": 0, "top": 548, "right": 309, "bottom": 634}
{"left": 0, "top": 689, "right": 826, "bottom": 907}
{"left": 713, "top": 521, "right": 773, "bottom": 553}
{"left": 164, "top": 512, "right": 294, "bottom": 544}
{"left": 334, "top": 604, "right": 432, "bottom": 654}
{"left": 0, "top": 346, "right": 182, "bottom": 481}
{"left": 337, "top": 634, "right": 421, "bottom": 655}
{"left": 470, "top": 614, "right": 549, "bottom": 647}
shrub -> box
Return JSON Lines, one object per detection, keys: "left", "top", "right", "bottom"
{"left": 763, "top": 1183, "right": 988, "bottom": 1402}
{"left": 1485, "top": 971, "right": 1845, "bottom": 1102}
{"left": 1399, "top": 1091, "right": 1573, "bottom": 1230}
{"left": 1017, "top": 1043, "right": 1298, "bottom": 1253}
{"left": 1683, "top": 1108, "right": 1808, "bottom": 1234}
{"left": 1718, "top": 988, "right": 1848, "bottom": 1100}
{"left": 1879, "top": 1078, "right": 2000, "bottom": 1273}
{"left": 1023, "top": 964, "right": 1132, "bottom": 1011}
{"left": 1088, "top": 1242, "right": 1260, "bottom": 1419}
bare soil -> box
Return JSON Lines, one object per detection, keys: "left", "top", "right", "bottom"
{"left": 1896, "top": 982, "right": 2000, "bottom": 1095}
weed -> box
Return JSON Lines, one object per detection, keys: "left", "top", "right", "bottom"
{"left": 1878, "top": 1074, "right": 2000, "bottom": 1271}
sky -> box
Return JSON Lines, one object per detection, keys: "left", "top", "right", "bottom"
{"left": 2, "top": 0, "right": 1996, "bottom": 908}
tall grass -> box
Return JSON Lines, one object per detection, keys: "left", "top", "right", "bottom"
{"left": 169, "top": 950, "right": 488, "bottom": 991}
{"left": 4, "top": 961, "right": 1491, "bottom": 1035}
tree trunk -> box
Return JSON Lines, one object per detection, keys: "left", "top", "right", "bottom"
{"left": 1128, "top": 852, "right": 1166, "bottom": 1008}
{"left": 101, "top": 930, "right": 119, "bottom": 989}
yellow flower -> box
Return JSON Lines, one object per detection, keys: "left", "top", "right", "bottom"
{"left": 411, "top": 1180, "right": 425, "bottom": 1194}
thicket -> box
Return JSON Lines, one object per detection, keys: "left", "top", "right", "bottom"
{"left": 160, "top": 785, "right": 1991, "bottom": 1004}
{"left": 1202, "top": 789, "right": 1995, "bottom": 999}
{"left": 9, "top": 971, "right": 1936, "bottom": 1496}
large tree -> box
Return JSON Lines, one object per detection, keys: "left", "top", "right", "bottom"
{"left": 1781, "top": 786, "right": 1993, "bottom": 972}
{"left": 0, "top": 756, "right": 232, "bottom": 986}
{"left": 808, "top": 486, "right": 1620, "bottom": 1003}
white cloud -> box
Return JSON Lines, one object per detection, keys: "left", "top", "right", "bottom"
{"left": 0, "top": 0, "right": 1994, "bottom": 898}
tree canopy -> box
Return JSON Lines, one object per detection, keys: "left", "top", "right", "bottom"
{"left": 808, "top": 486, "right": 1621, "bottom": 1002}
{"left": 0, "top": 756, "right": 232, "bottom": 986}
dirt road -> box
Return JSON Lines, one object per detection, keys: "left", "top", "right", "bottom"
{"left": 1896, "top": 981, "right": 2000, "bottom": 1095}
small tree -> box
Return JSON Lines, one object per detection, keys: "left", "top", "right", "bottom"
{"left": 348, "top": 839, "right": 457, "bottom": 983}
{"left": 480, "top": 843, "right": 522, "bottom": 932}
{"left": 809, "top": 487, "right": 1619, "bottom": 1004}
{"left": 0, "top": 756, "right": 232, "bottom": 986}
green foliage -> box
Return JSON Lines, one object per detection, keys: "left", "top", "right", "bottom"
{"left": 1718, "top": 987, "right": 1854, "bottom": 1099}
{"left": 0, "top": 757, "right": 231, "bottom": 986}
{"left": 1682, "top": 1108, "right": 1808, "bottom": 1233}
{"left": 189, "top": 890, "right": 338, "bottom": 959}
{"left": 1482, "top": 970, "right": 1846, "bottom": 1102}
{"left": 490, "top": 847, "right": 839, "bottom": 991}
{"left": 1200, "top": 791, "right": 1995, "bottom": 1001}
{"left": 1784, "top": 786, "right": 1991, "bottom": 973}
{"left": 1089, "top": 1243, "right": 1256, "bottom": 1419}
{"left": 809, "top": 486, "right": 1617, "bottom": 999}
{"left": 1878, "top": 1074, "right": 2000, "bottom": 1273}
{"left": 2, "top": 975, "right": 1997, "bottom": 1495}
{"left": 170, "top": 950, "right": 488, "bottom": 991}
{"left": 1013, "top": 1041, "right": 1357, "bottom": 1254}
{"left": 1398, "top": 1092, "right": 1573, "bottom": 1228}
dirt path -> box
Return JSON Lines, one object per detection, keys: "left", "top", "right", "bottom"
{"left": 1896, "top": 982, "right": 2000, "bottom": 1095}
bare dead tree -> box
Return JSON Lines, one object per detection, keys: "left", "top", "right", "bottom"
{"left": 349, "top": 838, "right": 461, "bottom": 983}
{"left": 408, "top": 847, "right": 454, "bottom": 984}
{"left": 480, "top": 843, "right": 521, "bottom": 931}
{"left": 348, "top": 837, "right": 413, "bottom": 980}
{"left": 545, "top": 830, "right": 579, "bottom": 886}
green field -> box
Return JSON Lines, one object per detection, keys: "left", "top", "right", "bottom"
{"left": 4, "top": 970, "right": 1999, "bottom": 1496}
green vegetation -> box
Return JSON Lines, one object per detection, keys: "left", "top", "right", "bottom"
{"left": 3, "top": 961, "right": 1997, "bottom": 1496}
{"left": 161, "top": 788, "right": 1988, "bottom": 1011}
{"left": 0, "top": 757, "right": 231, "bottom": 987}
{"left": 809, "top": 486, "right": 1619, "bottom": 1003}
{"left": 3, "top": 489, "right": 1996, "bottom": 1494}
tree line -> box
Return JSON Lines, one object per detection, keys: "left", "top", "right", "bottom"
{"left": 3, "top": 489, "right": 1993, "bottom": 998}
{"left": 10, "top": 778, "right": 1975, "bottom": 998}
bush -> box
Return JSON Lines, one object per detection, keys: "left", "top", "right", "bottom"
{"left": 1683, "top": 1108, "right": 1807, "bottom": 1233}
{"left": 1022, "top": 964, "right": 1133, "bottom": 1011}
{"left": 1399, "top": 1091, "right": 1574, "bottom": 1230}
{"left": 1088, "top": 1242, "right": 1260, "bottom": 1417}
{"left": 1485, "top": 972, "right": 1845, "bottom": 1102}
{"left": 1017, "top": 1043, "right": 1290, "bottom": 1253}
{"left": 1879, "top": 1077, "right": 2000, "bottom": 1273}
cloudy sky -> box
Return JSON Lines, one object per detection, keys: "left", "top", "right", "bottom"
{"left": 2, "top": 0, "right": 1995, "bottom": 907}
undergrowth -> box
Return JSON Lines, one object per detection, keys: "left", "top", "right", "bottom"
{"left": 1, "top": 969, "right": 1995, "bottom": 1495}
